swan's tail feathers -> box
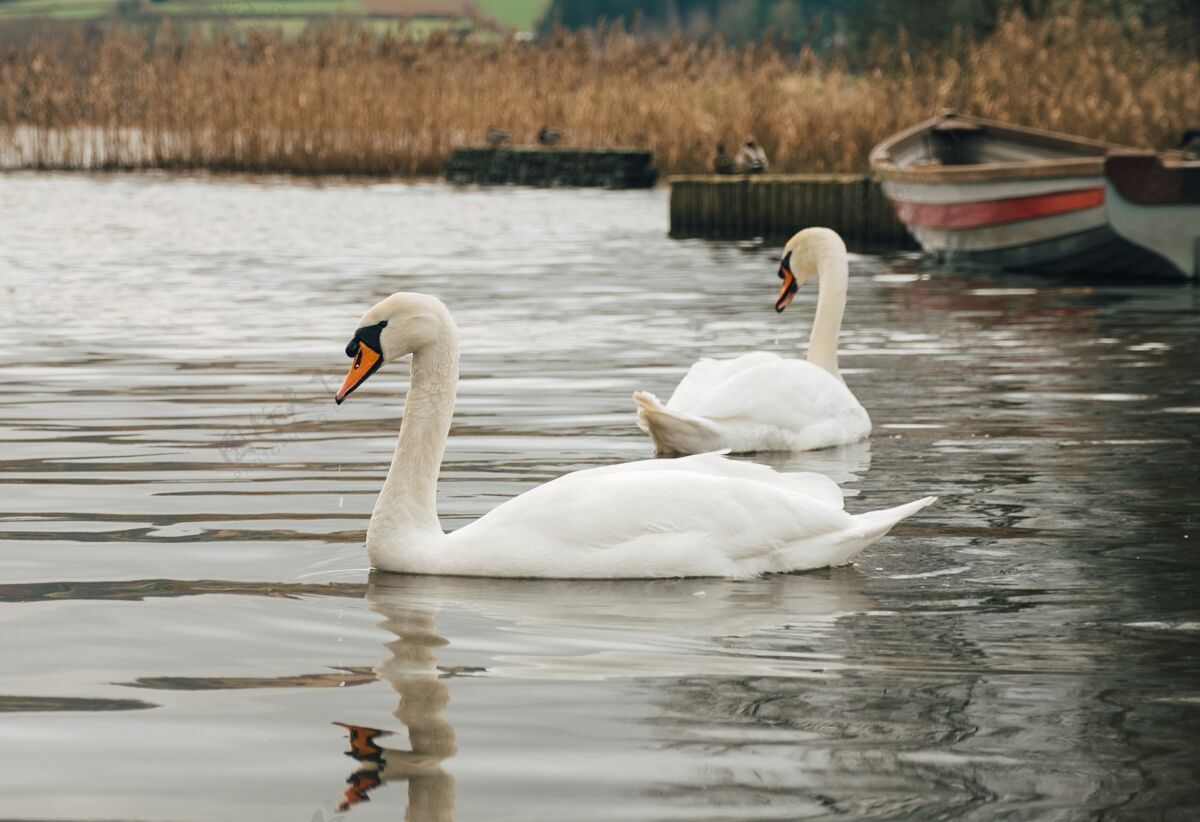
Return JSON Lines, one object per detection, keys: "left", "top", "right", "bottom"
{"left": 633, "top": 391, "right": 719, "bottom": 456}
{"left": 853, "top": 496, "right": 938, "bottom": 543}
{"left": 633, "top": 390, "right": 661, "bottom": 433}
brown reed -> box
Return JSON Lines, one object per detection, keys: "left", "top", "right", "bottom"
{"left": 1, "top": 11, "right": 1196, "bottom": 176}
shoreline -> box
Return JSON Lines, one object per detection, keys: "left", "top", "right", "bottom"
{"left": 2, "top": 15, "right": 1195, "bottom": 179}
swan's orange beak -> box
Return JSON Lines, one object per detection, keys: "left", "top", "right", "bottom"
{"left": 335, "top": 343, "right": 382, "bottom": 405}
{"left": 775, "top": 253, "right": 797, "bottom": 313}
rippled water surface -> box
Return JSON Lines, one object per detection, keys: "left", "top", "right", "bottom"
{"left": 2, "top": 173, "right": 1199, "bottom": 821}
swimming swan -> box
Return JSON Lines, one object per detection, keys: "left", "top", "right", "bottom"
{"left": 635, "top": 227, "right": 871, "bottom": 454}
{"left": 335, "top": 292, "right": 933, "bottom": 578}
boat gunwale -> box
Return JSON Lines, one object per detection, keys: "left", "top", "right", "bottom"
{"left": 869, "top": 113, "right": 1131, "bottom": 185}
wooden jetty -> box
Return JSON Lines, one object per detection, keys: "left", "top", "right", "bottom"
{"left": 669, "top": 174, "right": 915, "bottom": 248}
{"left": 445, "top": 147, "right": 657, "bottom": 188}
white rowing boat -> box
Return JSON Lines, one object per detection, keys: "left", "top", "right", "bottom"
{"left": 871, "top": 111, "right": 1190, "bottom": 278}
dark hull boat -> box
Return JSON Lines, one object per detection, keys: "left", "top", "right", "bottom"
{"left": 870, "top": 112, "right": 1192, "bottom": 279}
{"left": 1105, "top": 151, "right": 1200, "bottom": 278}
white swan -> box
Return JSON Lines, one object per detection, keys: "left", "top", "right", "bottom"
{"left": 634, "top": 227, "right": 871, "bottom": 455}
{"left": 335, "top": 292, "right": 933, "bottom": 579}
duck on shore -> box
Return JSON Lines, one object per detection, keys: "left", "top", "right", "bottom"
{"left": 537, "top": 126, "right": 563, "bottom": 146}
{"left": 485, "top": 126, "right": 509, "bottom": 147}
{"left": 713, "top": 142, "right": 735, "bottom": 174}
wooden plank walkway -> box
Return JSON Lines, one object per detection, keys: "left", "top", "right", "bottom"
{"left": 669, "top": 174, "right": 916, "bottom": 248}
{"left": 445, "top": 147, "right": 657, "bottom": 188}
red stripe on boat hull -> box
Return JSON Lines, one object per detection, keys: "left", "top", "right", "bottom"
{"left": 892, "top": 187, "right": 1105, "bottom": 229}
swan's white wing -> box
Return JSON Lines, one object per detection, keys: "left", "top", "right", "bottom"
{"left": 428, "top": 451, "right": 919, "bottom": 578}
{"left": 444, "top": 465, "right": 853, "bottom": 578}
{"left": 666, "top": 351, "right": 783, "bottom": 410}
{"left": 684, "top": 359, "right": 866, "bottom": 430}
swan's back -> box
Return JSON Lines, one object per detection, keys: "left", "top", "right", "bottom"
{"left": 692, "top": 359, "right": 869, "bottom": 441}
{"left": 639, "top": 356, "right": 871, "bottom": 454}
{"left": 667, "top": 351, "right": 783, "bottom": 410}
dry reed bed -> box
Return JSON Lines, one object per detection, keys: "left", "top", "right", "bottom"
{"left": 1, "top": 13, "right": 1197, "bottom": 176}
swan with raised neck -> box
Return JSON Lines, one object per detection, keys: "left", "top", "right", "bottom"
{"left": 776, "top": 226, "right": 849, "bottom": 379}
{"left": 635, "top": 226, "right": 871, "bottom": 455}
{"left": 336, "top": 291, "right": 927, "bottom": 578}
{"left": 336, "top": 293, "right": 457, "bottom": 566}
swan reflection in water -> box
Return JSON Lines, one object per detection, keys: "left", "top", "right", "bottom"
{"left": 331, "top": 569, "right": 877, "bottom": 816}
{"left": 768, "top": 438, "right": 871, "bottom": 487}
{"left": 333, "top": 595, "right": 456, "bottom": 818}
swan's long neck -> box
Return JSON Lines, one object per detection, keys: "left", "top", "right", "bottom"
{"left": 372, "top": 335, "right": 459, "bottom": 540}
{"left": 806, "top": 241, "right": 849, "bottom": 379}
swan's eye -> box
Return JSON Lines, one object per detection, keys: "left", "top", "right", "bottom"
{"left": 346, "top": 320, "right": 389, "bottom": 359}
{"left": 345, "top": 319, "right": 389, "bottom": 359}
{"left": 778, "top": 251, "right": 792, "bottom": 279}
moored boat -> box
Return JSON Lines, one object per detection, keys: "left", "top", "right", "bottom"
{"left": 1105, "top": 151, "right": 1200, "bottom": 279}
{"left": 870, "top": 112, "right": 1186, "bottom": 278}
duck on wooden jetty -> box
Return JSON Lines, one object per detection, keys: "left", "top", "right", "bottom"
{"left": 537, "top": 126, "right": 563, "bottom": 146}
{"left": 735, "top": 138, "right": 769, "bottom": 173}
{"left": 712, "top": 142, "right": 735, "bottom": 174}
{"left": 485, "top": 126, "right": 510, "bottom": 147}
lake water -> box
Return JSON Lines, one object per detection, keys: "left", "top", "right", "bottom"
{"left": 1, "top": 173, "right": 1198, "bottom": 821}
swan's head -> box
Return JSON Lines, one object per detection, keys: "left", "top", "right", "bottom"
{"left": 335, "top": 292, "right": 455, "bottom": 405}
{"left": 775, "top": 227, "right": 846, "bottom": 313}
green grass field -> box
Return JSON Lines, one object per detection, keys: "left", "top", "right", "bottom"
{"left": 0, "top": 0, "right": 552, "bottom": 31}
{"left": 0, "top": 0, "right": 365, "bottom": 19}
{"left": 474, "top": 0, "right": 549, "bottom": 30}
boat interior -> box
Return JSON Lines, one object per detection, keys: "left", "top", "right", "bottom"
{"left": 1107, "top": 152, "right": 1200, "bottom": 205}
{"left": 879, "top": 115, "right": 1112, "bottom": 169}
